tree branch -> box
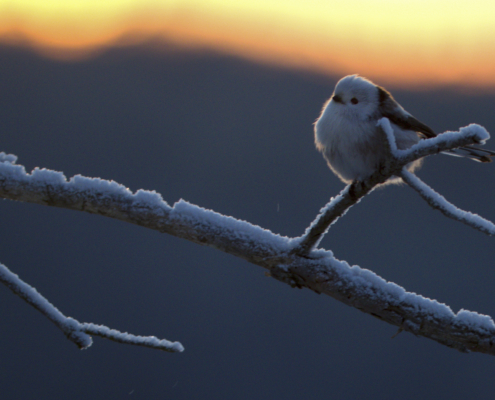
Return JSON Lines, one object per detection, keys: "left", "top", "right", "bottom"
{"left": 290, "top": 180, "right": 375, "bottom": 255}
{"left": 1, "top": 149, "right": 495, "bottom": 355}
{"left": 0, "top": 261, "right": 184, "bottom": 352}
{"left": 291, "top": 120, "right": 492, "bottom": 254}
{"left": 400, "top": 168, "right": 495, "bottom": 236}
{"left": 376, "top": 118, "right": 490, "bottom": 163}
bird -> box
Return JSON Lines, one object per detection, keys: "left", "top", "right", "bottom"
{"left": 314, "top": 75, "right": 495, "bottom": 184}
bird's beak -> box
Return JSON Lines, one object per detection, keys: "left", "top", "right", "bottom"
{"left": 332, "top": 94, "right": 344, "bottom": 104}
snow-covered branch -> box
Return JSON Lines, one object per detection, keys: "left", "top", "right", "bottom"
{"left": 385, "top": 121, "right": 490, "bottom": 165}
{"left": 0, "top": 153, "right": 291, "bottom": 262}
{"left": 0, "top": 261, "right": 183, "bottom": 352}
{"left": 290, "top": 181, "right": 375, "bottom": 255}
{"left": 1, "top": 151, "right": 495, "bottom": 355}
{"left": 293, "top": 121, "right": 493, "bottom": 254}
{"left": 400, "top": 169, "right": 495, "bottom": 236}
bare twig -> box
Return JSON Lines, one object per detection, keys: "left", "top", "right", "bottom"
{"left": 401, "top": 168, "right": 495, "bottom": 236}
{"left": 393, "top": 123, "right": 490, "bottom": 165}
{"left": 0, "top": 261, "right": 183, "bottom": 352}
{"left": 0, "top": 262, "right": 92, "bottom": 349}
{"left": 290, "top": 180, "right": 375, "bottom": 255}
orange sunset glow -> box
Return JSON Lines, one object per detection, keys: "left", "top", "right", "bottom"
{"left": 1, "top": 0, "right": 495, "bottom": 89}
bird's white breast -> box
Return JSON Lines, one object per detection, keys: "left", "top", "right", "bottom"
{"left": 315, "top": 102, "right": 383, "bottom": 183}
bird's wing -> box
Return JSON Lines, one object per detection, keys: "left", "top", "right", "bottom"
{"left": 377, "top": 86, "right": 495, "bottom": 163}
{"left": 377, "top": 87, "right": 436, "bottom": 138}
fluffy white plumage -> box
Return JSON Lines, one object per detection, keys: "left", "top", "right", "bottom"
{"left": 315, "top": 75, "right": 495, "bottom": 184}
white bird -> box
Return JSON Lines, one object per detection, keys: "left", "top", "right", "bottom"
{"left": 315, "top": 75, "right": 495, "bottom": 184}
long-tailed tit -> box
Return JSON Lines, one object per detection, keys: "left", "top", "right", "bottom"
{"left": 315, "top": 75, "right": 495, "bottom": 184}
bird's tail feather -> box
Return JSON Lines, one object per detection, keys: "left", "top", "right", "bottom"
{"left": 443, "top": 145, "right": 495, "bottom": 163}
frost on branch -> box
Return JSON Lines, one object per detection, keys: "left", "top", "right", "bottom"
{"left": 0, "top": 261, "right": 183, "bottom": 352}
{"left": 293, "top": 121, "right": 494, "bottom": 255}
{"left": 377, "top": 118, "right": 491, "bottom": 163}
{"left": 1, "top": 120, "right": 495, "bottom": 356}
{"left": 401, "top": 169, "right": 495, "bottom": 236}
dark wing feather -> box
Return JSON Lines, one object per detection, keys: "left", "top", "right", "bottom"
{"left": 377, "top": 87, "right": 436, "bottom": 138}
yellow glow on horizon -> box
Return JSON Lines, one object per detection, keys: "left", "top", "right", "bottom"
{"left": 1, "top": 0, "right": 495, "bottom": 89}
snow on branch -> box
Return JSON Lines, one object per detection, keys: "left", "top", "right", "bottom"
{"left": 381, "top": 120, "right": 491, "bottom": 165}
{"left": 290, "top": 183, "right": 374, "bottom": 255}
{"left": 400, "top": 169, "right": 495, "bottom": 236}
{"left": 0, "top": 153, "right": 295, "bottom": 261}
{"left": 1, "top": 152, "right": 495, "bottom": 355}
{"left": 0, "top": 261, "right": 184, "bottom": 352}
{"left": 269, "top": 251, "right": 495, "bottom": 354}
{"left": 293, "top": 121, "right": 494, "bottom": 254}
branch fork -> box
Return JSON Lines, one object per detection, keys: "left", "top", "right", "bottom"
{"left": 291, "top": 119, "right": 494, "bottom": 255}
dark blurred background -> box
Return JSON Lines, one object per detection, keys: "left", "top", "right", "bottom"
{"left": 1, "top": 42, "right": 494, "bottom": 399}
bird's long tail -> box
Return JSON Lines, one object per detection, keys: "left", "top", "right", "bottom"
{"left": 443, "top": 145, "right": 495, "bottom": 163}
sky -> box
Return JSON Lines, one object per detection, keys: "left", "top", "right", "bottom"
{"left": 1, "top": 0, "right": 495, "bottom": 88}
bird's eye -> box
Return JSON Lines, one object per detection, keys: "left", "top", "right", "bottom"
{"left": 351, "top": 97, "right": 359, "bottom": 105}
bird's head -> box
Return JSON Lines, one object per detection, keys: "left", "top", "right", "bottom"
{"left": 330, "top": 75, "right": 379, "bottom": 120}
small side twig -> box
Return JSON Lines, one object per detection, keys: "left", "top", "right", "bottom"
{"left": 0, "top": 262, "right": 184, "bottom": 352}
{"left": 290, "top": 180, "right": 375, "bottom": 255}
{"left": 401, "top": 168, "right": 495, "bottom": 236}
{"left": 390, "top": 122, "right": 490, "bottom": 165}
